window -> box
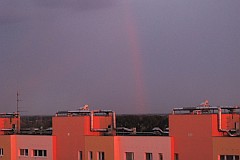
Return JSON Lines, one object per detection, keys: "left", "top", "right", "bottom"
{"left": 33, "top": 150, "right": 47, "bottom": 157}
{"left": 219, "top": 155, "right": 240, "bottom": 160}
{"left": 89, "top": 151, "right": 93, "bottom": 160}
{"left": 159, "top": 153, "right": 163, "bottom": 160}
{"left": 98, "top": 152, "right": 105, "bottom": 160}
{"left": 78, "top": 151, "right": 83, "bottom": 160}
{"left": 126, "top": 152, "right": 134, "bottom": 160}
{"left": 146, "top": 153, "right": 153, "bottom": 160}
{"left": 226, "top": 155, "right": 233, "bottom": 160}
{"left": 174, "top": 153, "right": 179, "bottom": 160}
{"left": 219, "top": 155, "right": 224, "bottom": 160}
{"left": 12, "top": 124, "right": 16, "bottom": 129}
{"left": 0, "top": 148, "right": 3, "bottom": 156}
{"left": 20, "top": 149, "right": 28, "bottom": 156}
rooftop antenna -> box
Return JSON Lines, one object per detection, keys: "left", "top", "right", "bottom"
{"left": 16, "top": 91, "right": 22, "bottom": 133}
{"left": 16, "top": 91, "right": 22, "bottom": 115}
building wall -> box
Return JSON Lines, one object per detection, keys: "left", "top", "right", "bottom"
{"left": 169, "top": 114, "right": 214, "bottom": 160}
{"left": 212, "top": 137, "right": 240, "bottom": 160}
{"left": 13, "top": 135, "right": 56, "bottom": 160}
{"left": 0, "top": 135, "right": 56, "bottom": 160}
{"left": 52, "top": 115, "right": 113, "bottom": 160}
{"left": 53, "top": 116, "right": 88, "bottom": 160}
{"left": 84, "top": 136, "right": 173, "bottom": 160}
{"left": 169, "top": 113, "right": 240, "bottom": 160}
{"left": 85, "top": 136, "right": 115, "bottom": 160}
{"left": 52, "top": 115, "right": 113, "bottom": 136}
{"left": 0, "top": 135, "right": 12, "bottom": 160}
{"left": 3, "top": 108, "right": 239, "bottom": 160}
{"left": 0, "top": 117, "right": 20, "bottom": 135}
{"left": 211, "top": 114, "right": 240, "bottom": 136}
{"left": 116, "top": 136, "right": 173, "bottom": 160}
{"left": 0, "top": 120, "right": 3, "bottom": 133}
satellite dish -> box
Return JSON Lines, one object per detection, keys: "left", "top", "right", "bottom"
{"left": 200, "top": 100, "right": 210, "bottom": 107}
{"left": 80, "top": 104, "right": 89, "bottom": 110}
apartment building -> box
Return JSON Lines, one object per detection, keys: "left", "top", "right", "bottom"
{"left": 52, "top": 109, "right": 173, "bottom": 160}
{"left": 170, "top": 105, "right": 240, "bottom": 160}
{"left": 0, "top": 113, "right": 56, "bottom": 160}
{"left": 1, "top": 102, "right": 240, "bottom": 160}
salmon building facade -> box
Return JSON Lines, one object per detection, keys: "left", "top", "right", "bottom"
{"left": 0, "top": 102, "right": 240, "bottom": 160}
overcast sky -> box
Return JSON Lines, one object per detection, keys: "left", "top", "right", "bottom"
{"left": 0, "top": 0, "right": 240, "bottom": 115}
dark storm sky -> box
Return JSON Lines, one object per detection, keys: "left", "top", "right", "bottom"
{"left": 0, "top": 0, "right": 240, "bottom": 115}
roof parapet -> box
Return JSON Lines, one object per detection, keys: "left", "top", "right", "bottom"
{"left": 0, "top": 112, "right": 19, "bottom": 118}
{"left": 172, "top": 106, "right": 240, "bottom": 115}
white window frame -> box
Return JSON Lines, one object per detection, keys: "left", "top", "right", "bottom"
{"left": 218, "top": 155, "right": 240, "bottom": 160}
{"left": 33, "top": 149, "right": 47, "bottom": 157}
{"left": 19, "top": 149, "right": 28, "bottom": 156}
{"left": 0, "top": 148, "right": 3, "bottom": 156}
{"left": 146, "top": 152, "right": 153, "bottom": 160}
{"left": 126, "top": 152, "right": 134, "bottom": 160}
{"left": 98, "top": 151, "right": 105, "bottom": 160}
{"left": 88, "top": 151, "right": 93, "bottom": 160}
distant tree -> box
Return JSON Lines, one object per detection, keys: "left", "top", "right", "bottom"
{"left": 116, "top": 114, "right": 168, "bottom": 132}
{"left": 20, "top": 114, "right": 168, "bottom": 132}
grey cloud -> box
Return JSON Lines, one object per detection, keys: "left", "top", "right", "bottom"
{"left": 1, "top": 0, "right": 240, "bottom": 115}
{"left": 35, "top": 0, "right": 116, "bottom": 11}
{"left": 0, "top": 16, "right": 24, "bottom": 25}
{"left": 0, "top": 1, "right": 34, "bottom": 25}
{"left": 0, "top": 0, "right": 116, "bottom": 26}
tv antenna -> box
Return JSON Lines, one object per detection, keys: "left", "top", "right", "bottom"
{"left": 16, "top": 91, "right": 23, "bottom": 134}
{"left": 17, "top": 91, "right": 21, "bottom": 114}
